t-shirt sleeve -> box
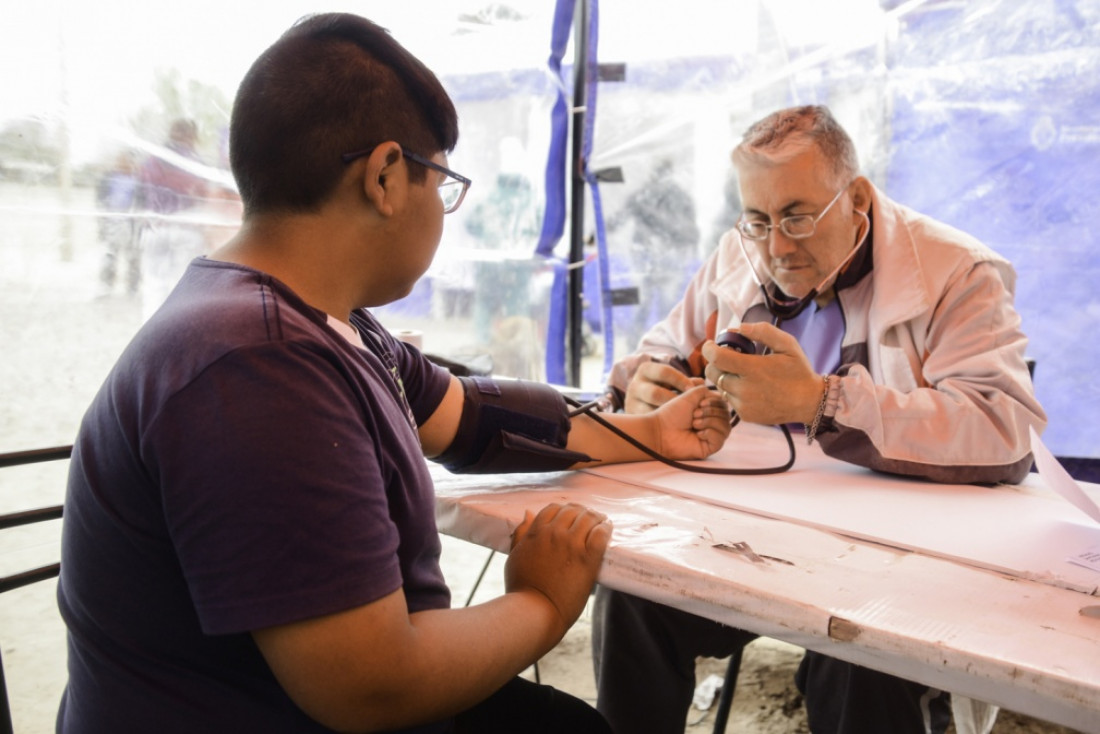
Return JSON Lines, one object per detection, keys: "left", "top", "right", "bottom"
{"left": 376, "top": 327, "right": 453, "bottom": 427}
{"left": 149, "top": 340, "right": 405, "bottom": 635}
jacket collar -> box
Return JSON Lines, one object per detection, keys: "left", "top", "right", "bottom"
{"left": 864, "top": 184, "right": 935, "bottom": 329}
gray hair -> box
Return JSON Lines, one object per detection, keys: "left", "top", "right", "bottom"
{"left": 731, "top": 105, "right": 860, "bottom": 188}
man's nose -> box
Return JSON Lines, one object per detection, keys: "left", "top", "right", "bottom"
{"left": 767, "top": 229, "right": 799, "bottom": 258}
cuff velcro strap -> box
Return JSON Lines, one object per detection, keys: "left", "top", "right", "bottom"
{"left": 450, "top": 430, "right": 593, "bottom": 474}
{"left": 436, "top": 376, "right": 594, "bottom": 474}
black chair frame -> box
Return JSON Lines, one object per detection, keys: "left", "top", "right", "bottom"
{"left": 0, "top": 445, "right": 71, "bottom": 734}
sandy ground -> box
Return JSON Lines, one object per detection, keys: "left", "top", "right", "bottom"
{"left": 0, "top": 183, "right": 1085, "bottom": 732}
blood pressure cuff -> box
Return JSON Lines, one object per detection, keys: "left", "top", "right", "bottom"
{"left": 435, "top": 376, "right": 595, "bottom": 474}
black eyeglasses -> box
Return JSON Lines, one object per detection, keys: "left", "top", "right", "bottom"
{"left": 341, "top": 145, "right": 472, "bottom": 214}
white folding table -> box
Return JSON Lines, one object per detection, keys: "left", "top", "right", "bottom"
{"left": 432, "top": 425, "right": 1100, "bottom": 732}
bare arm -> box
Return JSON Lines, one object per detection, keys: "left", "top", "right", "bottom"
{"left": 253, "top": 502, "right": 610, "bottom": 732}
{"left": 569, "top": 384, "right": 731, "bottom": 465}
{"left": 420, "top": 373, "right": 730, "bottom": 467}
{"left": 417, "top": 374, "right": 465, "bottom": 458}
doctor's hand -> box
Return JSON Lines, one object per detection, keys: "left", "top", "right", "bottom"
{"left": 702, "top": 322, "right": 824, "bottom": 426}
{"left": 624, "top": 361, "right": 704, "bottom": 414}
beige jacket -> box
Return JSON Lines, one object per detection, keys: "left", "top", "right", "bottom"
{"left": 608, "top": 185, "right": 1046, "bottom": 484}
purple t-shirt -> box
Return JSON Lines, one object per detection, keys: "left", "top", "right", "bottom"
{"left": 58, "top": 258, "right": 453, "bottom": 733}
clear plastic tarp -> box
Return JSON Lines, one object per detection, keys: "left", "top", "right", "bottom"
{"left": 2, "top": 0, "right": 1098, "bottom": 461}
{"left": 2, "top": 2, "right": 1098, "bottom": 730}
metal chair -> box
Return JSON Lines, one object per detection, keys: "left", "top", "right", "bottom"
{"left": 0, "top": 445, "right": 71, "bottom": 734}
{"left": 710, "top": 648, "right": 744, "bottom": 733}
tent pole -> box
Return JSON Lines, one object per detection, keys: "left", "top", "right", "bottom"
{"left": 566, "top": 0, "right": 589, "bottom": 387}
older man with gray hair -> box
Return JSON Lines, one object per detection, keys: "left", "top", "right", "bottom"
{"left": 593, "top": 105, "right": 1046, "bottom": 734}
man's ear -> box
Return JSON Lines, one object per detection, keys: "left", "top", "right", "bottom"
{"left": 361, "top": 142, "right": 404, "bottom": 218}
{"left": 849, "top": 176, "right": 872, "bottom": 216}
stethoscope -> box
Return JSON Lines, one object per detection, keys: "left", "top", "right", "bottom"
{"left": 733, "top": 208, "right": 871, "bottom": 320}
{"left": 566, "top": 393, "right": 797, "bottom": 475}
{"left": 566, "top": 204, "right": 872, "bottom": 475}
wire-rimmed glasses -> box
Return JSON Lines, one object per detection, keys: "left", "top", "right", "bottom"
{"left": 733, "top": 199, "right": 870, "bottom": 320}
{"left": 341, "top": 145, "right": 472, "bottom": 214}
{"left": 736, "top": 185, "right": 847, "bottom": 241}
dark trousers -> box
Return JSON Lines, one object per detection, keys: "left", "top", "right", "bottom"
{"left": 453, "top": 675, "right": 611, "bottom": 734}
{"left": 795, "top": 653, "right": 951, "bottom": 734}
{"left": 592, "top": 586, "right": 950, "bottom": 734}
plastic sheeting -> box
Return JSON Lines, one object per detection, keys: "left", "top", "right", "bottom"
{"left": 579, "top": 0, "right": 1100, "bottom": 460}
{"left": 1, "top": 0, "right": 1097, "bottom": 459}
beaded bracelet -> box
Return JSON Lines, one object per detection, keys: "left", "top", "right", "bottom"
{"left": 805, "top": 374, "right": 831, "bottom": 445}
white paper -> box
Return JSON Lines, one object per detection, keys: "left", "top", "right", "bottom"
{"left": 1030, "top": 425, "right": 1100, "bottom": 524}
{"left": 1068, "top": 543, "right": 1100, "bottom": 573}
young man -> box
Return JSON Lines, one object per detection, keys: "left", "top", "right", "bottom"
{"left": 56, "top": 14, "right": 731, "bottom": 734}
{"left": 592, "top": 105, "right": 1047, "bottom": 734}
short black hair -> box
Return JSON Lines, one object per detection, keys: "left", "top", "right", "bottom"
{"left": 229, "top": 13, "right": 459, "bottom": 215}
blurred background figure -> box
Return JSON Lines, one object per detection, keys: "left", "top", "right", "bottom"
{"left": 464, "top": 170, "right": 541, "bottom": 338}
{"left": 463, "top": 137, "right": 545, "bottom": 377}
{"left": 609, "top": 158, "right": 701, "bottom": 345}
{"left": 94, "top": 150, "right": 142, "bottom": 296}
{"left": 137, "top": 118, "right": 209, "bottom": 318}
